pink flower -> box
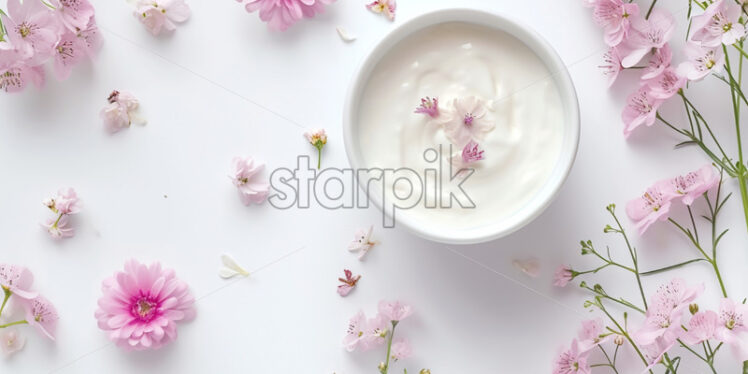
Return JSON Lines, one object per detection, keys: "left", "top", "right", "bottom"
{"left": 100, "top": 90, "right": 145, "bottom": 132}
{"left": 22, "top": 296, "right": 58, "bottom": 340}
{"left": 682, "top": 310, "right": 719, "bottom": 345}
{"left": 364, "top": 313, "right": 389, "bottom": 348}
{"left": 378, "top": 300, "right": 412, "bottom": 323}
{"left": 591, "top": 0, "right": 639, "bottom": 47}
{"left": 668, "top": 164, "right": 719, "bottom": 205}
{"left": 716, "top": 298, "right": 748, "bottom": 359}
{"left": 577, "top": 318, "right": 611, "bottom": 352}
{"left": 237, "top": 0, "right": 336, "bottom": 32}
{"left": 414, "top": 96, "right": 439, "bottom": 118}
{"left": 690, "top": 0, "right": 746, "bottom": 47}
{"left": 367, "top": 0, "right": 396, "bottom": 21}
{"left": 553, "top": 265, "right": 574, "bottom": 287}
{"left": 348, "top": 226, "right": 376, "bottom": 260}
{"left": 642, "top": 335, "right": 677, "bottom": 372}
{"left": 390, "top": 338, "right": 412, "bottom": 361}
{"left": 53, "top": 31, "right": 87, "bottom": 80}
{"left": 1, "top": 0, "right": 61, "bottom": 63}
{"left": 642, "top": 67, "right": 685, "bottom": 100}
{"left": 552, "top": 339, "right": 591, "bottom": 374}
{"left": 52, "top": 187, "right": 81, "bottom": 215}
{"left": 641, "top": 44, "right": 672, "bottom": 80}
{"left": 634, "top": 278, "right": 702, "bottom": 346}
{"left": 0, "top": 329, "right": 25, "bottom": 356}
{"left": 230, "top": 156, "right": 270, "bottom": 205}
{"left": 621, "top": 8, "right": 675, "bottom": 67}
{"left": 650, "top": 278, "right": 703, "bottom": 313}
{"left": 0, "top": 264, "right": 37, "bottom": 299}
{"left": 678, "top": 43, "right": 725, "bottom": 81}
{"left": 337, "top": 269, "right": 361, "bottom": 297}
{"left": 461, "top": 140, "right": 485, "bottom": 163}
{"left": 77, "top": 16, "right": 103, "bottom": 58}
{"left": 42, "top": 215, "right": 75, "bottom": 240}
{"left": 94, "top": 259, "right": 196, "bottom": 351}
{"left": 50, "top": 0, "right": 95, "bottom": 32}
{"left": 0, "top": 58, "right": 46, "bottom": 93}
{"left": 133, "top": 0, "right": 191, "bottom": 36}
{"left": 343, "top": 310, "right": 368, "bottom": 351}
{"left": 625, "top": 180, "right": 673, "bottom": 234}
{"left": 440, "top": 96, "right": 495, "bottom": 148}
{"left": 599, "top": 47, "right": 624, "bottom": 87}
{"left": 621, "top": 87, "right": 663, "bottom": 138}
{"left": 303, "top": 128, "right": 328, "bottom": 147}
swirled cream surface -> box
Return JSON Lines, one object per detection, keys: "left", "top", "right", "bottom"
{"left": 357, "top": 22, "right": 564, "bottom": 230}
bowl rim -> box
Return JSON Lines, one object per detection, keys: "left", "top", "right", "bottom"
{"left": 342, "top": 8, "right": 581, "bottom": 245}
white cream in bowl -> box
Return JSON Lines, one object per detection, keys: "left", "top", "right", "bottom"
{"left": 344, "top": 10, "right": 579, "bottom": 244}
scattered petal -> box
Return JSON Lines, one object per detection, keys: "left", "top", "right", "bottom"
{"left": 219, "top": 253, "right": 250, "bottom": 279}
{"left": 336, "top": 26, "right": 357, "bottom": 42}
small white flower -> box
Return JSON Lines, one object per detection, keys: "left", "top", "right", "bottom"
{"left": 218, "top": 253, "right": 250, "bottom": 279}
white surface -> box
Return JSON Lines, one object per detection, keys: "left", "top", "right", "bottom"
{"left": 0, "top": 0, "right": 746, "bottom": 373}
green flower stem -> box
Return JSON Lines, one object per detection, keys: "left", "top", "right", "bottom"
{"left": 608, "top": 206, "right": 648, "bottom": 310}
{"left": 640, "top": 258, "right": 708, "bottom": 276}
{"left": 380, "top": 321, "right": 398, "bottom": 374}
{"left": 0, "top": 287, "right": 10, "bottom": 317}
{"left": 595, "top": 344, "right": 620, "bottom": 374}
{"left": 0, "top": 320, "right": 27, "bottom": 329}
{"left": 316, "top": 147, "right": 322, "bottom": 169}
{"left": 598, "top": 300, "right": 653, "bottom": 373}
{"left": 656, "top": 112, "right": 735, "bottom": 176}
{"left": 581, "top": 284, "right": 645, "bottom": 314}
{"left": 645, "top": 0, "right": 658, "bottom": 19}
{"left": 724, "top": 45, "right": 748, "bottom": 234}
{"left": 678, "top": 339, "right": 717, "bottom": 374}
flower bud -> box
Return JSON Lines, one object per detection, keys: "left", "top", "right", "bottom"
{"left": 614, "top": 335, "right": 625, "bottom": 345}
{"left": 43, "top": 198, "right": 56, "bottom": 212}
{"left": 689, "top": 303, "right": 699, "bottom": 315}
{"left": 420, "top": 370, "right": 431, "bottom": 374}
{"left": 378, "top": 362, "right": 386, "bottom": 373}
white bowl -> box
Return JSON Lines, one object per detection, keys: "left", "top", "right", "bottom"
{"left": 342, "top": 8, "right": 580, "bottom": 244}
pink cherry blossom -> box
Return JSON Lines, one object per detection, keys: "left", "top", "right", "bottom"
{"left": 378, "top": 300, "right": 412, "bottom": 323}
{"left": 621, "top": 87, "right": 663, "bottom": 138}
{"left": 553, "top": 265, "right": 574, "bottom": 287}
{"left": 552, "top": 339, "right": 591, "bottom": 374}
{"left": 1, "top": 0, "right": 61, "bottom": 63}
{"left": 77, "top": 16, "right": 103, "bottom": 58}
{"left": 641, "top": 44, "right": 672, "bottom": 80}
{"left": 633, "top": 304, "right": 683, "bottom": 346}
{"left": 599, "top": 46, "right": 624, "bottom": 87}
{"left": 390, "top": 338, "right": 412, "bottom": 361}
{"left": 666, "top": 164, "right": 719, "bottom": 205}
{"left": 133, "top": 0, "right": 191, "bottom": 36}
{"left": 53, "top": 31, "right": 87, "bottom": 80}
{"left": 337, "top": 269, "right": 361, "bottom": 297}
{"left": 0, "top": 329, "right": 25, "bottom": 356}
{"left": 690, "top": 0, "right": 746, "bottom": 47}
{"left": 414, "top": 96, "right": 439, "bottom": 118}
{"left": 716, "top": 298, "right": 748, "bottom": 359}
{"left": 0, "top": 47, "right": 46, "bottom": 93}
{"left": 42, "top": 215, "right": 75, "bottom": 240}
{"left": 53, "top": 187, "right": 81, "bottom": 215}
{"left": 642, "top": 335, "right": 677, "bottom": 372}
{"left": 22, "top": 296, "right": 58, "bottom": 340}
{"left": 50, "top": 0, "right": 95, "bottom": 32}
{"left": 650, "top": 278, "right": 703, "bottom": 313}
{"left": 440, "top": 96, "right": 495, "bottom": 148}
{"left": 621, "top": 8, "right": 675, "bottom": 68}
{"left": 461, "top": 140, "right": 485, "bottom": 163}
{"left": 94, "top": 259, "right": 196, "bottom": 351}
{"left": 237, "top": 0, "right": 336, "bottom": 32}
{"left": 642, "top": 67, "right": 685, "bottom": 100}
{"left": 591, "top": 0, "right": 639, "bottom": 47}
{"left": 577, "top": 318, "right": 612, "bottom": 352}
{"left": 367, "top": 0, "right": 396, "bottom": 22}
{"left": 100, "top": 90, "right": 145, "bottom": 133}
{"left": 343, "top": 310, "right": 368, "bottom": 352}
{"left": 230, "top": 156, "right": 270, "bottom": 205}
{"left": 0, "top": 264, "right": 37, "bottom": 299}
{"left": 682, "top": 310, "right": 719, "bottom": 345}
{"left": 364, "top": 313, "right": 389, "bottom": 349}
{"left": 625, "top": 180, "right": 673, "bottom": 234}
{"left": 678, "top": 42, "right": 725, "bottom": 81}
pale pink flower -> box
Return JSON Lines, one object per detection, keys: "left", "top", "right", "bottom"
{"left": 690, "top": 0, "right": 746, "bottom": 47}
{"left": 440, "top": 96, "right": 495, "bottom": 148}
{"left": 625, "top": 180, "right": 673, "bottom": 234}
{"left": 52, "top": 187, "right": 81, "bottom": 215}
{"left": 650, "top": 278, "right": 703, "bottom": 313}
{"left": 100, "top": 90, "right": 145, "bottom": 133}
{"left": 367, "top": 0, "right": 396, "bottom": 21}
{"left": 230, "top": 156, "right": 270, "bottom": 206}
{"left": 337, "top": 269, "right": 361, "bottom": 297}
{"left": 53, "top": 31, "right": 87, "bottom": 80}
{"left": 682, "top": 310, "right": 719, "bottom": 345}
{"left": 634, "top": 279, "right": 703, "bottom": 346}
{"left": 667, "top": 164, "right": 719, "bottom": 205}
{"left": 591, "top": 0, "right": 639, "bottom": 47}
{"left": 378, "top": 300, "right": 412, "bottom": 323}
{"left": 621, "top": 8, "right": 675, "bottom": 67}
{"left": 553, "top": 265, "right": 574, "bottom": 287}
{"left": 94, "top": 259, "right": 196, "bottom": 351}
{"left": 552, "top": 339, "right": 591, "bottom": 374}
{"left": 304, "top": 128, "right": 328, "bottom": 147}
{"left": 364, "top": 313, "right": 389, "bottom": 349}
{"left": 577, "top": 318, "right": 612, "bottom": 352}
{"left": 0, "top": 329, "right": 25, "bottom": 356}
{"left": 642, "top": 335, "right": 677, "bottom": 372}
{"left": 22, "top": 296, "right": 58, "bottom": 340}
{"left": 0, "top": 264, "right": 37, "bottom": 299}
{"left": 641, "top": 44, "right": 672, "bottom": 80}
{"left": 77, "top": 16, "right": 103, "bottom": 58}
{"left": 599, "top": 46, "right": 624, "bottom": 87}
{"left": 1, "top": 0, "right": 61, "bottom": 63}
{"left": 50, "top": 0, "right": 95, "bottom": 32}
{"left": 133, "top": 0, "right": 191, "bottom": 36}
{"left": 237, "top": 0, "right": 336, "bottom": 32}
{"left": 461, "top": 140, "right": 485, "bottom": 163}
{"left": 414, "top": 96, "right": 439, "bottom": 118}
{"left": 642, "top": 67, "right": 685, "bottom": 100}
{"left": 42, "top": 215, "right": 75, "bottom": 240}
{"left": 390, "top": 338, "right": 412, "bottom": 361}
{"left": 0, "top": 46, "right": 46, "bottom": 93}
{"left": 343, "top": 310, "right": 368, "bottom": 352}
{"left": 716, "top": 298, "right": 748, "bottom": 359}
{"left": 621, "top": 87, "right": 663, "bottom": 138}
{"left": 678, "top": 42, "right": 725, "bottom": 81}
{"left": 348, "top": 226, "right": 376, "bottom": 260}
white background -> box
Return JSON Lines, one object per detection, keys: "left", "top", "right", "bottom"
{"left": 1, "top": 0, "right": 747, "bottom": 372}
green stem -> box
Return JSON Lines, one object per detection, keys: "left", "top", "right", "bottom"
{"left": 0, "top": 320, "right": 28, "bottom": 329}
{"left": 610, "top": 208, "right": 648, "bottom": 310}
{"left": 724, "top": 45, "right": 748, "bottom": 233}
{"left": 640, "top": 258, "right": 708, "bottom": 276}
{"left": 0, "top": 288, "right": 10, "bottom": 317}
{"left": 598, "top": 345, "right": 620, "bottom": 374}
{"left": 316, "top": 147, "right": 322, "bottom": 169}
{"left": 598, "top": 301, "right": 653, "bottom": 373}
{"left": 381, "top": 321, "right": 398, "bottom": 374}
{"left": 645, "top": 0, "right": 658, "bottom": 19}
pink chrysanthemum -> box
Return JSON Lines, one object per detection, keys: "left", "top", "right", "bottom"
{"left": 95, "top": 259, "right": 196, "bottom": 351}
{"left": 237, "top": 0, "right": 336, "bottom": 32}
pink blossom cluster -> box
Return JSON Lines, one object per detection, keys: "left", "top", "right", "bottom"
{"left": 41, "top": 187, "right": 81, "bottom": 240}
{"left": 553, "top": 318, "right": 614, "bottom": 374}
{"left": 626, "top": 164, "right": 719, "bottom": 234}
{"left": 584, "top": 0, "right": 744, "bottom": 137}
{"left": 94, "top": 259, "right": 196, "bottom": 351}
{"left": 0, "top": 0, "right": 101, "bottom": 93}
{"left": 0, "top": 264, "right": 59, "bottom": 344}
{"left": 235, "top": 0, "right": 336, "bottom": 32}
{"left": 344, "top": 300, "right": 413, "bottom": 362}
{"left": 130, "top": 0, "right": 190, "bottom": 36}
